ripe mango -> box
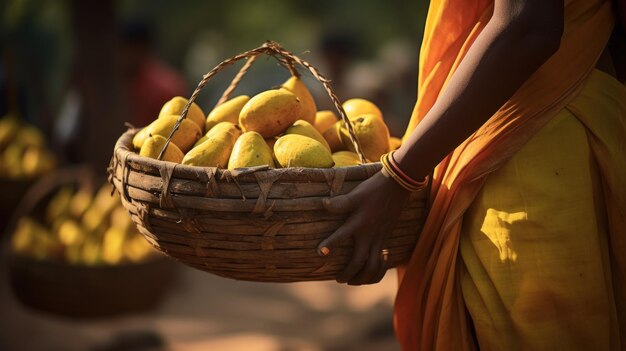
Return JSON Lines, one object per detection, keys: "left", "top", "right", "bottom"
{"left": 16, "top": 125, "right": 45, "bottom": 147}
{"left": 159, "top": 96, "right": 206, "bottom": 132}
{"left": 102, "top": 227, "right": 127, "bottom": 265}
{"left": 239, "top": 89, "right": 301, "bottom": 138}
{"left": 195, "top": 121, "right": 242, "bottom": 147}
{"left": 340, "top": 114, "right": 390, "bottom": 162}
{"left": 182, "top": 130, "right": 238, "bottom": 168}
{"left": 0, "top": 115, "right": 20, "bottom": 147}
{"left": 389, "top": 136, "right": 402, "bottom": 150}
{"left": 132, "top": 123, "right": 152, "bottom": 150}
{"left": 342, "top": 98, "right": 383, "bottom": 121}
{"left": 332, "top": 151, "right": 361, "bottom": 167}
{"left": 281, "top": 76, "right": 316, "bottom": 124}
{"left": 22, "top": 147, "right": 55, "bottom": 177}
{"left": 57, "top": 218, "right": 85, "bottom": 246}
{"left": 149, "top": 114, "right": 202, "bottom": 153}
{"left": 124, "top": 235, "right": 153, "bottom": 263}
{"left": 274, "top": 134, "right": 334, "bottom": 168}
{"left": 110, "top": 206, "right": 134, "bottom": 233}
{"left": 228, "top": 131, "right": 275, "bottom": 169}
{"left": 140, "top": 135, "right": 185, "bottom": 163}
{"left": 314, "top": 110, "right": 338, "bottom": 133}
{"left": 322, "top": 121, "right": 348, "bottom": 152}
{"left": 205, "top": 95, "right": 249, "bottom": 131}
{"left": 68, "top": 187, "right": 93, "bottom": 218}
{"left": 46, "top": 186, "right": 74, "bottom": 223}
{"left": 285, "top": 120, "right": 330, "bottom": 151}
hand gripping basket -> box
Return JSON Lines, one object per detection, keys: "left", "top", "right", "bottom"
{"left": 109, "top": 41, "right": 428, "bottom": 282}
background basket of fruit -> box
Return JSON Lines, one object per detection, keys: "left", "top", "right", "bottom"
{"left": 5, "top": 167, "right": 176, "bottom": 318}
{"left": 109, "top": 41, "right": 428, "bottom": 282}
{"left": 0, "top": 114, "right": 57, "bottom": 234}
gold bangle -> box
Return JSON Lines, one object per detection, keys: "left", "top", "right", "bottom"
{"left": 380, "top": 153, "right": 425, "bottom": 192}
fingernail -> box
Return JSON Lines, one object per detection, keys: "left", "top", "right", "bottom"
{"left": 320, "top": 247, "right": 330, "bottom": 256}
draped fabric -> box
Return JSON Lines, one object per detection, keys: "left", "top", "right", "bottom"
{"left": 459, "top": 70, "right": 626, "bottom": 350}
{"left": 395, "top": 1, "right": 621, "bottom": 350}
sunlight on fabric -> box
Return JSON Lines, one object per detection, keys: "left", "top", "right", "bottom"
{"left": 481, "top": 208, "right": 527, "bottom": 263}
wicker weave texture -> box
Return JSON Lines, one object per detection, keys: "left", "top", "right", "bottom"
{"left": 111, "top": 130, "right": 426, "bottom": 282}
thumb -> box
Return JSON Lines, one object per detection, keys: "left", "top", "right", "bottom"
{"left": 322, "top": 194, "right": 355, "bottom": 215}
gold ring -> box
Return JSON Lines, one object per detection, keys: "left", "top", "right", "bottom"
{"left": 381, "top": 248, "right": 389, "bottom": 262}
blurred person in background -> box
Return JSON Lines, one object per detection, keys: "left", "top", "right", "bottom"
{"left": 311, "top": 31, "right": 360, "bottom": 110}
{"left": 121, "top": 20, "right": 188, "bottom": 128}
{"left": 318, "top": 0, "right": 626, "bottom": 350}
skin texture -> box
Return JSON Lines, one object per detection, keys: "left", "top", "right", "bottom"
{"left": 318, "top": 0, "right": 566, "bottom": 285}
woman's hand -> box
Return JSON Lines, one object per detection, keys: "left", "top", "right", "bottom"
{"left": 317, "top": 171, "right": 410, "bottom": 285}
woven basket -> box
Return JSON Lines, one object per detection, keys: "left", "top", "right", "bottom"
{"left": 4, "top": 167, "right": 177, "bottom": 317}
{"left": 109, "top": 41, "right": 428, "bottom": 282}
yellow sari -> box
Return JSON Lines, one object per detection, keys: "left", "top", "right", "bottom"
{"left": 396, "top": 0, "right": 625, "bottom": 350}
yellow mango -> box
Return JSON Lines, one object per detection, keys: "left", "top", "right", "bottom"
{"left": 0, "top": 115, "right": 20, "bottom": 147}
{"left": 389, "top": 136, "right": 402, "bottom": 150}
{"left": 149, "top": 115, "right": 202, "bottom": 153}
{"left": 158, "top": 96, "right": 206, "bottom": 132}
{"left": 124, "top": 235, "right": 153, "bottom": 263}
{"left": 140, "top": 135, "right": 184, "bottom": 163}
{"left": 68, "top": 187, "right": 92, "bottom": 218}
{"left": 182, "top": 130, "right": 238, "bottom": 168}
{"left": 16, "top": 125, "right": 45, "bottom": 148}
{"left": 22, "top": 147, "right": 55, "bottom": 177}
{"left": 342, "top": 98, "right": 383, "bottom": 121}
{"left": 281, "top": 76, "right": 316, "bottom": 124}
{"left": 132, "top": 122, "right": 154, "bottom": 150}
{"left": 93, "top": 184, "right": 120, "bottom": 214}
{"left": 110, "top": 206, "right": 134, "bottom": 233}
{"left": 11, "top": 217, "right": 40, "bottom": 256}
{"left": 332, "top": 151, "right": 362, "bottom": 167}
{"left": 285, "top": 120, "right": 331, "bottom": 151}
{"left": 340, "top": 114, "right": 390, "bottom": 162}
{"left": 195, "top": 121, "right": 242, "bottom": 147}
{"left": 314, "top": 110, "right": 338, "bottom": 133}
{"left": 205, "top": 95, "right": 249, "bottom": 131}
{"left": 274, "top": 134, "right": 334, "bottom": 168}
{"left": 57, "top": 218, "right": 85, "bottom": 246}
{"left": 322, "top": 121, "right": 348, "bottom": 152}
{"left": 46, "top": 186, "right": 74, "bottom": 223}
{"left": 228, "top": 132, "right": 275, "bottom": 169}
{"left": 2, "top": 143, "right": 25, "bottom": 178}
{"left": 102, "top": 227, "right": 127, "bottom": 265}
{"left": 239, "top": 89, "right": 301, "bottom": 138}
{"left": 80, "top": 235, "right": 102, "bottom": 266}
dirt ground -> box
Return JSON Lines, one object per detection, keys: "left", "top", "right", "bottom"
{"left": 0, "top": 257, "right": 402, "bottom": 351}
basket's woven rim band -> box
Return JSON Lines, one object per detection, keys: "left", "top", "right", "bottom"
{"left": 157, "top": 40, "right": 367, "bottom": 163}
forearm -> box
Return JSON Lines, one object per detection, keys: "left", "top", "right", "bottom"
{"left": 395, "top": 4, "right": 563, "bottom": 180}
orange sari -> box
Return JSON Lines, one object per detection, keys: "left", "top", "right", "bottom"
{"left": 396, "top": 0, "right": 624, "bottom": 350}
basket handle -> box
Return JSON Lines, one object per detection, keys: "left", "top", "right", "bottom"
{"left": 158, "top": 41, "right": 367, "bottom": 163}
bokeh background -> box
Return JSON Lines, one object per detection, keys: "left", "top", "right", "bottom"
{"left": 1, "top": 0, "right": 428, "bottom": 350}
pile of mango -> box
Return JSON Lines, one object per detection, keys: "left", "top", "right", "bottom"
{"left": 133, "top": 76, "right": 403, "bottom": 169}
{"left": 0, "top": 114, "right": 56, "bottom": 179}
{"left": 11, "top": 183, "right": 154, "bottom": 265}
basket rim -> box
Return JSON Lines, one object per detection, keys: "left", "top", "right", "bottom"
{"left": 114, "top": 128, "right": 385, "bottom": 182}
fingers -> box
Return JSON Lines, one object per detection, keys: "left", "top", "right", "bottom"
{"left": 337, "top": 241, "right": 369, "bottom": 283}
{"left": 370, "top": 259, "right": 388, "bottom": 284}
{"left": 322, "top": 194, "right": 355, "bottom": 215}
{"left": 348, "top": 241, "right": 383, "bottom": 286}
{"left": 317, "top": 213, "right": 360, "bottom": 256}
